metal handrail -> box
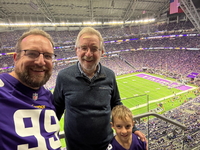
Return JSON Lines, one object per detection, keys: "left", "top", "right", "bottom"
{"left": 59, "top": 112, "right": 187, "bottom": 139}
{"left": 133, "top": 112, "right": 187, "bottom": 130}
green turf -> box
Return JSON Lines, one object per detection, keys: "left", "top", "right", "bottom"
{"left": 58, "top": 72, "right": 198, "bottom": 147}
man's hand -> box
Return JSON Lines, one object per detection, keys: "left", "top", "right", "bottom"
{"left": 134, "top": 130, "right": 148, "bottom": 150}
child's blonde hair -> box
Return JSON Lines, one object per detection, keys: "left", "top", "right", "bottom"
{"left": 111, "top": 105, "right": 134, "bottom": 123}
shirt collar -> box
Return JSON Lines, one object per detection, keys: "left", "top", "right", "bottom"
{"left": 78, "top": 62, "right": 100, "bottom": 78}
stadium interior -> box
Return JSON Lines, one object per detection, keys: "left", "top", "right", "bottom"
{"left": 0, "top": 0, "right": 200, "bottom": 150}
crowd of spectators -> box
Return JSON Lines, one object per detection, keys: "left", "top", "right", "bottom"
{"left": 136, "top": 96, "right": 200, "bottom": 150}
{"left": 0, "top": 20, "right": 195, "bottom": 49}
{"left": 119, "top": 49, "right": 199, "bottom": 76}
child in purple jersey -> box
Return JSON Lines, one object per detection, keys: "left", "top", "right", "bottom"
{"left": 107, "top": 105, "right": 147, "bottom": 150}
{"left": 0, "top": 28, "right": 61, "bottom": 150}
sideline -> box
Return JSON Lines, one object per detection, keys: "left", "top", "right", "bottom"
{"left": 129, "top": 87, "right": 197, "bottom": 110}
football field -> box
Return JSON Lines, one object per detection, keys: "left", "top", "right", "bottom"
{"left": 116, "top": 73, "right": 196, "bottom": 114}
{"left": 59, "top": 72, "right": 197, "bottom": 147}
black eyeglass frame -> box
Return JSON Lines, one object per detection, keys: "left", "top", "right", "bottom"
{"left": 21, "top": 50, "right": 57, "bottom": 60}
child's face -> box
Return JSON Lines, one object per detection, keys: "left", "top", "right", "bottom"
{"left": 112, "top": 117, "right": 134, "bottom": 142}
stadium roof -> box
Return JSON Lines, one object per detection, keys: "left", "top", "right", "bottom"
{"left": 0, "top": 0, "right": 170, "bottom": 24}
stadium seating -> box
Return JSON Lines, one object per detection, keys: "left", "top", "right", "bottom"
{"left": 0, "top": 20, "right": 199, "bottom": 150}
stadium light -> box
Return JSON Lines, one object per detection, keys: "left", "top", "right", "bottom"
{"left": 103, "top": 21, "right": 124, "bottom": 25}
{"left": 83, "top": 22, "right": 102, "bottom": 26}
{"left": 0, "top": 18, "right": 155, "bottom": 27}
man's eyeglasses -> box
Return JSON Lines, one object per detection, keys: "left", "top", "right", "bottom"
{"left": 22, "top": 50, "right": 56, "bottom": 60}
{"left": 77, "top": 46, "right": 100, "bottom": 53}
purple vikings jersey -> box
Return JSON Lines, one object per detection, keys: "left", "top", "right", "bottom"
{"left": 0, "top": 73, "right": 61, "bottom": 150}
{"left": 107, "top": 133, "right": 146, "bottom": 150}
